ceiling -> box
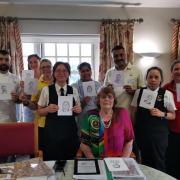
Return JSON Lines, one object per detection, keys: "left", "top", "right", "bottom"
{"left": 0, "top": 0, "right": 180, "bottom": 8}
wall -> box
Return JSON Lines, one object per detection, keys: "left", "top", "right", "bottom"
{"left": 0, "top": 4, "right": 180, "bottom": 83}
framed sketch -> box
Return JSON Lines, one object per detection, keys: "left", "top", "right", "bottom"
{"left": 82, "top": 81, "right": 96, "bottom": 97}
{"left": 139, "top": 89, "right": 158, "bottom": 109}
{"left": 58, "top": 96, "right": 73, "bottom": 116}
{"left": 24, "top": 78, "right": 38, "bottom": 95}
{"left": 0, "top": 83, "right": 12, "bottom": 100}
{"left": 111, "top": 71, "right": 125, "bottom": 87}
{"left": 22, "top": 70, "right": 34, "bottom": 81}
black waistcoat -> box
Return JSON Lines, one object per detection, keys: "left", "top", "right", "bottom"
{"left": 45, "top": 84, "right": 78, "bottom": 139}
{"left": 135, "top": 87, "right": 168, "bottom": 140}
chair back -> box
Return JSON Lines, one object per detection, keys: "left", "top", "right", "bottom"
{"left": 0, "top": 122, "right": 36, "bottom": 157}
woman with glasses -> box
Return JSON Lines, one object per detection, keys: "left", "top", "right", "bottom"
{"left": 79, "top": 86, "right": 134, "bottom": 158}
{"left": 37, "top": 61, "right": 81, "bottom": 160}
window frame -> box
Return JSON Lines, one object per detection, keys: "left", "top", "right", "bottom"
{"left": 21, "top": 35, "right": 100, "bottom": 81}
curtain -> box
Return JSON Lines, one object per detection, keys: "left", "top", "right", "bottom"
{"left": 99, "top": 20, "right": 134, "bottom": 82}
{"left": 171, "top": 23, "right": 180, "bottom": 60}
{"left": 0, "top": 16, "right": 23, "bottom": 76}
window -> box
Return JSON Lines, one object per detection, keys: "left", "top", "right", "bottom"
{"left": 22, "top": 35, "right": 99, "bottom": 84}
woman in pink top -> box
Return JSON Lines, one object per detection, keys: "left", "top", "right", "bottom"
{"left": 79, "top": 86, "right": 134, "bottom": 158}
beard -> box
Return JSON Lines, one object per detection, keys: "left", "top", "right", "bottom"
{"left": 0, "top": 64, "right": 9, "bottom": 72}
{"left": 115, "top": 59, "right": 126, "bottom": 67}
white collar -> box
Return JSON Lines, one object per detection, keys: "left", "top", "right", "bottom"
{"left": 147, "top": 86, "right": 160, "bottom": 92}
{"left": 55, "top": 83, "right": 67, "bottom": 91}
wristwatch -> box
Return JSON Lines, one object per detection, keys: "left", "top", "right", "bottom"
{"left": 164, "top": 112, "right": 168, "bottom": 119}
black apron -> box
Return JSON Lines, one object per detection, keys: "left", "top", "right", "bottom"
{"left": 43, "top": 84, "right": 80, "bottom": 160}
{"left": 135, "top": 87, "right": 168, "bottom": 172}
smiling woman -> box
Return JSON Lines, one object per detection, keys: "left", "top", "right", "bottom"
{"left": 37, "top": 61, "right": 82, "bottom": 161}
{"left": 79, "top": 86, "right": 134, "bottom": 159}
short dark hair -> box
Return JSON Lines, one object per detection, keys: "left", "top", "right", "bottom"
{"left": 111, "top": 44, "right": 124, "bottom": 53}
{"left": 170, "top": 60, "right": 180, "bottom": 72}
{"left": 77, "top": 62, "right": 91, "bottom": 71}
{"left": 53, "top": 61, "right": 71, "bottom": 84}
{"left": 146, "top": 66, "right": 164, "bottom": 86}
{"left": 0, "top": 50, "right": 10, "bottom": 56}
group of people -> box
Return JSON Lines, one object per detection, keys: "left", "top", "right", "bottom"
{"left": 0, "top": 44, "right": 180, "bottom": 179}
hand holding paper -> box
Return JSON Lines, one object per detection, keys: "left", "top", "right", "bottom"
{"left": 47, "top": 104, "right": 59, "bottom": 113}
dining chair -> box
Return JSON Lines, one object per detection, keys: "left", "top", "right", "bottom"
{"left": 0, "top": 122, "right": 40, "bottom": 158}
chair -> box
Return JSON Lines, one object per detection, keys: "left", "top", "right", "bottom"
{"left": 0, "top": 122, "right": 39, "bottom": 158}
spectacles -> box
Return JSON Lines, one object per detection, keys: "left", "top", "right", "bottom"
{"left": 40, "top": 65, "right": 51, "bottom": 69}
{"left": 100, "top": 94, "right": 114, "bottom": 100}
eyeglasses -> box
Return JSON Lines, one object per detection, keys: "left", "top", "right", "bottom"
{"left": 100, "top": 94, "right": 114, "bottom": 100}
{"left": 40, "top": 65, "right": 51, "bottom": 69}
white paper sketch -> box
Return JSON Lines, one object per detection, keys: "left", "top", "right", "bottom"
{"left": 125, "top": 78, "right": 135, "bottom": 86}
{"left": 24, "top": 78, "right": 38, "bottom": 95}
{"left": 139, "top": 89, "right": 158, "bottom": 109}
{"left": 0, "top": 83, "right": 12, "bottom": 100}
{"left": 111, "top": 71, "right": 125, "bottom": 87}
{"left": 58, "top": 96, "right": 73, "bottom": 116}
{"left": 22, "top": 70, "right": 34, "bottom": 81}
{"left": 176, "top": 83, "right": 180, "bottom": 102}
{"left": 104, "top": 158, "right": 129, "bottom": 172}
{"left": 77, "top": 161, "right": 97, "bottom": 173}
{"left": 82, "top": 81, "right": 96, "bottom": 97}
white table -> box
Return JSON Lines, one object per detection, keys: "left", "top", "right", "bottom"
{"left": 46, "top": 160, "right": 177, "bottom": 180}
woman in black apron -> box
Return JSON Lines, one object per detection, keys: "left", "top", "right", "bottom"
{"left": 38, "top": 62, "right": 81, "bottom": 160}
{"left": 131, "top": 66, "right": 176, "bottom": 172}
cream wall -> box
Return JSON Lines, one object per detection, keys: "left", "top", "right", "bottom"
{"left": 0, "top": 4, "right": 180, "bottom": 83}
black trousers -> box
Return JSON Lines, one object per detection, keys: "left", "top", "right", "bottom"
{"left": 166, "top": 132, "right": 180, "bottom": 180}
{"left": 138, "top": 134, "right": 168, "bottom": 172}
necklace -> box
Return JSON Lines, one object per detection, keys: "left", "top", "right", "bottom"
{"left": 100, "top": 117, "right": 112, "bottom": 128}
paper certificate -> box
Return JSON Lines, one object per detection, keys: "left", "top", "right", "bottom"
{"left": 176, "top": 83, "right": 180, "bottom": 102}
{"left": 111, "top": 71, "right": 125, "bottom": 87}
{"left": 22, "top": 70, "right": 34, "bottom": 81}
{"left": 58, "top": 96, "right": 73, "bottom": 116}
{"left": 0, "top": 83, "right": 12, "bottom": 100}
{"left": 104, "top": 158, "right": 129, "bottom": 172}
{"left": 24, "top": 78, "right": 38, "bottom": 95}
{"left": 82, "top": 81, "right": 96, "bottom": 97}
{"left": 139, "top": 89, "right": 158, "bottom": 109}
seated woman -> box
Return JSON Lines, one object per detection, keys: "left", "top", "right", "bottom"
{"left": 79, "top": 86, "right": 134, "bottom": 158}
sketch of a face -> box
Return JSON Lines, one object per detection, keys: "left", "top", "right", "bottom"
{"left": 1, "top": 85, "right": 7, "bottom": 94}
{"left": 87, "top": 85, "right": 92, "bottom": 93}
{"left": 62, "top": 101, "right": 70, "bottom": 112}
{"left": 115, "top": 74, "right": 121, "bottom": 83}
{"left": 25, "top": 73, "right": 31, "bottom": 79}
{"left": 144, "top": 95, "right": 152, "bottom": 105}
{"left": 28, "top": 81, "right": 34, "bottom": 90}
{"left": 112, "top": 161, "right": 120, "bottom": 168}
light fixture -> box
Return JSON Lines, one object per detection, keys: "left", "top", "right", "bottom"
{"left": 138, "top": 52, "right": 161, "bottom": 58}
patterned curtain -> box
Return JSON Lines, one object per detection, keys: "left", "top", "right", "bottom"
{"left": 0, "top": 16, "right": 23, "bottom": 76}
{"left": 171, "top": 23, "right": 180, "bottom": 61}
{"left": 99, "top": 20, "right": 134, "bottom": 82}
